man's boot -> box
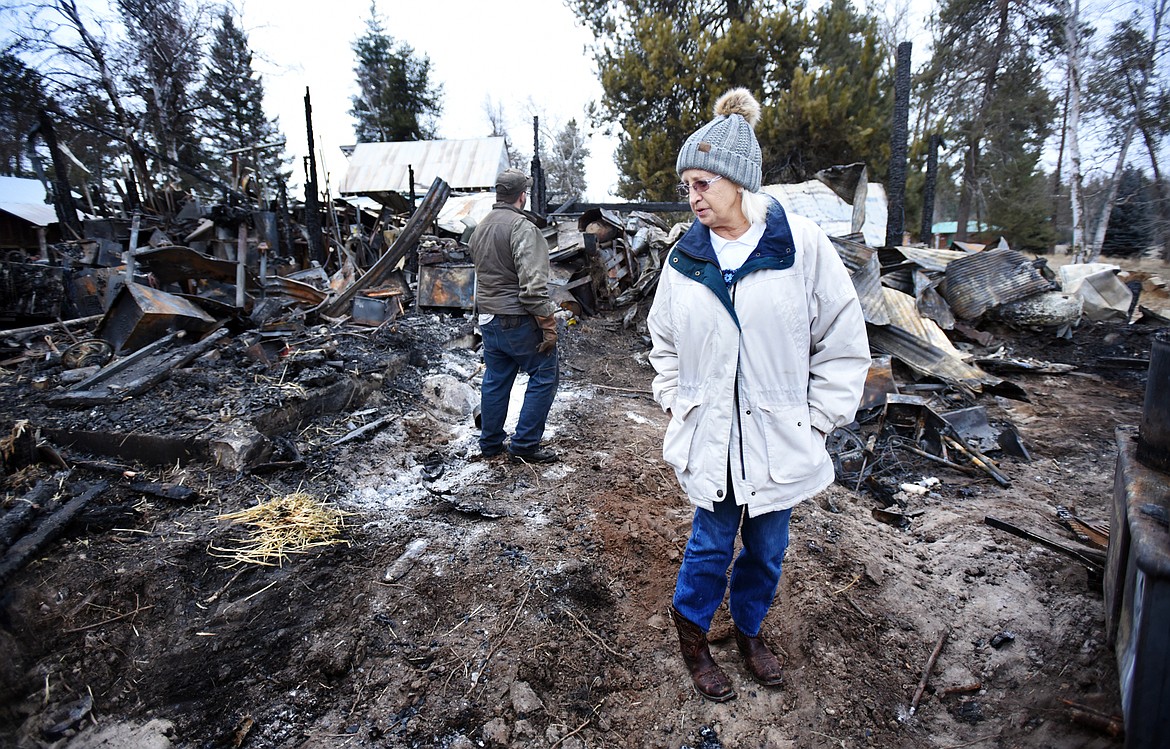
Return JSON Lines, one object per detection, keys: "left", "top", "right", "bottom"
{"left": 670, "top": 607, "right": 736, "bottom": 702}
{"left": 734, "top": 628, "right": 785, "bottom": 687}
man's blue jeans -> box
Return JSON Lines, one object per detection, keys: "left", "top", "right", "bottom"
{"left": 479, "top": 315, "right": 558, "bottom": 454}
{"left": 672, "top": 491, "right": 792, "bottom": 637}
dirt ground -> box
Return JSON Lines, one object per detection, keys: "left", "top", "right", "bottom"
{"left": 0, "top": 254, "right": 1167, "bottom": 749}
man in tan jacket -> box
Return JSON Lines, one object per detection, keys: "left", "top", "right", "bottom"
{"left": 468, "top": 169, "right": 560, "bottom": 463}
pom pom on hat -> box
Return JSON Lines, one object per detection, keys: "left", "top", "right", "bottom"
{"left": 715, "top": 88, "right": 761, "bottom": 127}
{"left": 676, "top": 87, "right": 763, "bottom": 193}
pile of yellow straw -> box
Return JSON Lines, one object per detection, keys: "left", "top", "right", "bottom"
{"left": 211, "top": 491, "right": 350, "bottom": 567}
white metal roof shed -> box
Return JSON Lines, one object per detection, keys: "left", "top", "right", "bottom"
{"left": 338, "top": 137, "right": 510, "bottom": 196}
{"left": 0, "top": 176, "right": 59, "bottom": 227}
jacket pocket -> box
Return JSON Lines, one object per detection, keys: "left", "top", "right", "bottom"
{"left": 662, "top": 398, "right": 702, "bottom": 472}
{"left": 757, "top": 402, "right": 820, "bottom": 483}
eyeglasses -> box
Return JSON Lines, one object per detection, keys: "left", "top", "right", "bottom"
{"left": 676, "top": 175, "right": 724, "bottom": 198}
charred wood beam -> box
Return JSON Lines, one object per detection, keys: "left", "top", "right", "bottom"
{"left": 49, "top": 327, "right": 230, "bottom": 407}
{"left": 0, "top": 473, "right": 71, "bottom": 554}
{"left": 531, "top": 116, "right": 546, "bottom": 217}
{"left": 920, "top": 134, "right": 943, "bottom": 244}
{"left": 321, "top": 177, "right": 451, "bottom": 318}
{"left": 0, "top": 481, "right": 109, "bottom": 589}
{"left": 984, "top": 515, "right": 1106, "bottom": 570}
{"left": 0, "top": 314, "right": 103, "bottom": 341}
{"left": 35, "top": 110, "right": 83, "bottom": 240}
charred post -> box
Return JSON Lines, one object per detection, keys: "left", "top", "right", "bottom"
{"left": 531, "top": 116, "right": 545, "bottom": 217}
{"left": 885, "top": 42, "right": 912, "bottom": 249}
{"left": 920, "top": 134, "right": 942, "bottom": 247}
{"left": 303, "top": 88, "right": 326, "bottom": 266}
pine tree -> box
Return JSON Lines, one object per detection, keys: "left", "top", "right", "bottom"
{"left": 349, "top": 2, "right": 442, "bottom": 143}
{"left": 197, "top": 7, "right": 289, "bottom": 200}
{"left": 920, "top": 0, "right": 1057, "bottom": 244}
{"left": 57, "top": 88, "right": 122, "bottom": 206}
{"left": 116, "top": 0, "right": 205, "bottom": 189}
{"left": 762, "top": 0, "right": 892, "bottom": 184}
{"left": 1103, "top": 168, "right": 1155, "bottom": 257}
{"left": 0, "top": 53, "right": 46, "bottom": 177}
{"left": 543, "top": 118, "right": 590, "bottom": 205}
{"left": 572, "top": 0, "right": 891, "bottom": 200}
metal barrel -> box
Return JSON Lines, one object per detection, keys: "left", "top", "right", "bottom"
{"left": 1137, "top": 329, "right": 1170, "bottom": 472}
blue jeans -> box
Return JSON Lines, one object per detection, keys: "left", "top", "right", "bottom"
{"left": 672, "top": 490, "right": 792, "bottom": 637}
{"left": 479, "top": 315, "right": 558, "bottom": 454}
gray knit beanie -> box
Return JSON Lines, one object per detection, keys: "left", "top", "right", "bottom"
{"left": 676, "top": 88, "right": 763, "bottom": 193}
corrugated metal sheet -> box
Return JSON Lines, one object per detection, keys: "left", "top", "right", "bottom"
{"left": 882, "top": 287, "right": 961, "bottom": 355}
{"left": 0, "top": 175, "right": 58, "bottom": 227}
{"left": 0, "top": 175, "right": 49, "bottom": 203}
{"left": 895, "top": 245, "right": 970, "bottom": 273}
{"left": 762, "top": 180, "right": 887, "bottom": 247}
{"left": 867, "top": 322, "right": 1003, "bottom": 392}
{"left": 942, "top": 248, "right": 1054, "bottom": 321}
{"left": 338, "top": 138, "right": 509, "bottom": 195}
{"left": 850, "top": 250, "right": 892, "bottom": 326}
{"left": 0, "top": 203, "right": 61, "bottom": 227}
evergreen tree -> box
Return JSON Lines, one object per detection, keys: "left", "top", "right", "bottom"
{"left": 762, "top": 0, "right": 891, "bottom": 183}
{"left": 977, "top": 47, "right": 1055, "bottom": 251}
{"left": 349, "top": 2, "right": 442, "bottom": 142}
{"left": 1102, "top": 167, "right": 1155, "bottom": 257}
{"left": 116, "top": 0, "right": 206, "bottom": 189}
{"left": 0, "top": 53, "right": 46, "bottom": 177}
{"left": 920, "top": 0, "right": 1057, "bottom": 243}
{"left": 543, "top": 118, "right": 590, "bottom": 205}
{"left": 573, "top": 0, "right": 890, "bottom": 200}
{"left": 57, "top": 88, "right": 122, "bottom": 199}
{"left": 197, "top": 7, "right": 289, "bottom": 200}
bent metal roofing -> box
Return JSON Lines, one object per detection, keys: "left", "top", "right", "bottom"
{"left": 338, "top": 137, "right": 510, "bottom": 196}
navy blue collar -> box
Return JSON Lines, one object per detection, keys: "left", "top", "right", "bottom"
{"left": 666, "top": 198, "right": 797, "bottom": 325}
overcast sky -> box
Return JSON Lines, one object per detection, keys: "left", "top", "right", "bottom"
{"left": 241, "top": 0, "right": 620, "bottom": 201}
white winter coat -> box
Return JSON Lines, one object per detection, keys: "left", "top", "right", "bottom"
{"left": 647, "top": 200, "right": 870, "bottom": 517}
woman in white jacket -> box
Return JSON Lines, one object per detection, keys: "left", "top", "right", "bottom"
{"left": 648, "top": 88, "right": 871, "bottom": 703}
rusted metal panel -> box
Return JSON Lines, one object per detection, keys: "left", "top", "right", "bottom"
{"left": 417, "top": 264, "right": 474, "bottom": 310}
{"left": 352, "top": 294, "right": 404, "bottom": 325}
{"left": 860, "top": 354, "right": 897, "bottom": 411}
{"left": 135, "top": 245, "right": 257, "bottom": 286}
{"left": 96, "top": 282, "right": 217, "bottom": 354}
{"left": 942, "top": 248, "right": 1053, "bottom": 320}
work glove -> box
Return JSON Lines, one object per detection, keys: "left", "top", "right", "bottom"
{"left": 535, "top": 314, "right": 558, "bottom": 354}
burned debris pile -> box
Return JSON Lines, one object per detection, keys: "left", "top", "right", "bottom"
{"left": 826, "top": 233, "right": 1166, "bottom": 568}
{"left": 0, "top": 178, "right": 678, "bottom": 482}
{"left": 1, "top": 171, "right": 1167, "bottom": 584}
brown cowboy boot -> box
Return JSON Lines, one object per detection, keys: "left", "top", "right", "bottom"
{"left": 671, "top": 607, "right": 736, "bottom": 702}
{"left": 735, "top": 628, "right": 785, "bottom": 687}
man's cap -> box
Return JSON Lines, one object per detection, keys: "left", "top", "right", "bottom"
{"left": 495, "top": 169, "right": 531, "bottom": 196}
